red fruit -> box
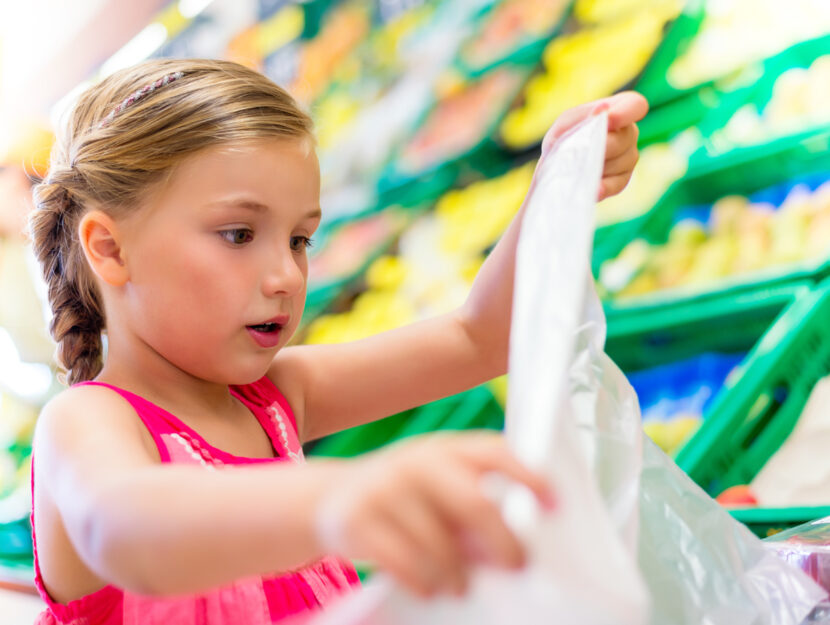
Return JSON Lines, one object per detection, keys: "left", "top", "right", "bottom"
{"left": 716, "top": 485, "right": 759, "bottom": 506}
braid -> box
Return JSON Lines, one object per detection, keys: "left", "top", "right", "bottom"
{"left": 30, "top": 172, "right": 105, "bottom": 385}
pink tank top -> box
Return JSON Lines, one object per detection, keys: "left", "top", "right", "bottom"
{"left": 30, "top": 376, "right": 360, "bottom": 625}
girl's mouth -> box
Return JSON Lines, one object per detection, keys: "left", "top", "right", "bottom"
{"left": 248, "top": 322, "right": 279, "bottom": 333}
{"left": 246, "top": 322, "right": 283, "bottom": 348}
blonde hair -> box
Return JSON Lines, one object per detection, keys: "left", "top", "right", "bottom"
{"left": 30, "top": 58, "right": 314, "bottom": 385}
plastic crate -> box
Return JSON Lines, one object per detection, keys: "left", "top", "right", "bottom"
{"left": 632, "top": 0, "right": 705, "bottom": 107}
{"left": 690, "top": 32, "right": 830, "bottom": 167}
{"left": 605, "top": 283, "right": 810, "bottom": 455}
{"left": 306, "top": 385, "right": 503, "bottom": 458}
{"left": 732, "top": 506, "right": 830, "bottom": 539}
{"left": 606, "top": 283, "right": 802, "bottom": 371}
{"left": 676, "top": 280, "right": 830, "bottom": 535}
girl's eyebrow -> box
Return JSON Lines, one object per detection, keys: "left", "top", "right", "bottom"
{"left": 208, "top": 199, "right": 269, "bottom": 213}
{"left": 208, "top": 198, "right": 322, "bottom": 219}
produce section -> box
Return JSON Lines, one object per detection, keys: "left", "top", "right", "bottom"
{"left": 3, "top": 0, "right": 830, "bottom": 615}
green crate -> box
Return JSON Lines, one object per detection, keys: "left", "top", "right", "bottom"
{"left": 676, "top": 281, "right": 830, "bottom": 533}
{"left": 593, "top": 128, "right": 830, "bottom": 298}
{"left": 731, "top": 506, "right": 830, "bottom": 539}
{"left": 632, "top": 0, "right": 706, "bottom": 107}
{"left": 691, "top": 33, "right": 830, "bottom": 167}
{"left": 605, "top": 284, "right": 806, "bottom": 466}
{"left": 635, "top": 85, "right": 718, "bottom": 146}
{"left": 306, "top": 385, "right": 503, "bottom": 458}
{"left": 605, "top": 283, "right": 806, "bottom": 372}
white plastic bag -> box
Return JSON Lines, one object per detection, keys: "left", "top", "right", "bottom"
{"left": 308, "top": 112, "right": 825, "bottom": 625}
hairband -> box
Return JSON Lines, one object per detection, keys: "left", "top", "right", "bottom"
{"left": 99, "top": 71, "right": 185, "bottom": 128}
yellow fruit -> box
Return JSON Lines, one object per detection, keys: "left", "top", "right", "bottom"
{"left": 365, "top": 255, "right": 409, "bottom": 291}
{"left": 501, "top": 4, "right": 680, "bottom": 148}
{"left": 644, "top": 422, "right": 670, "bottom": 452}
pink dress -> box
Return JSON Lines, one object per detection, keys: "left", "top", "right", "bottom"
{"left": 30, "top": 376, "right": 360, "bottom": 624}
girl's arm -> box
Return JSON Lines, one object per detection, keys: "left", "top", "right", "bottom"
{"left": 272, "top": 93, "right": 648, "bottom": 443}
{"left": 36, "top": 385, "right": 552, "bottom": 598}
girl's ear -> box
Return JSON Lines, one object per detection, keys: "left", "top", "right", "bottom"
{"left": 78, "top": 210, "right": 129, "bottom": 287}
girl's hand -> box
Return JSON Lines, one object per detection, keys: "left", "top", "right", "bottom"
{"left": 540, "top": 91, "right": 649, "bottom": 200}
{"left": 314, "top": 432, "right": 554, "bottom": 598}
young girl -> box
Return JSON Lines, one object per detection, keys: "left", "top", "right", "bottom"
{"left": 28, "top": 58, "right": 646, "bottom": 624}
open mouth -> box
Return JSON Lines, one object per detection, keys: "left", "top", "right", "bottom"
{"left": 246, "top": 320, "right": 285, "bottom": 348}
{"left": 247, "top": 322, "right": 281, "bottom": 333}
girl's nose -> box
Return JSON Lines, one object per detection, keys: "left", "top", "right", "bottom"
{"left": 262, "top": 247, "right": 305, "bottom": 297}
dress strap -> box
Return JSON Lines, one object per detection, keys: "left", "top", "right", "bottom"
{"left": 230, "top": 376, "right": 305, "bottom": 463}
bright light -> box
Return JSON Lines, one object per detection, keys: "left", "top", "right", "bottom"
{"left": 99, "top": 22, "right": 168, "bottom": 78}
{"left": 0, "top": 328, "right": 53, "bottom": 401}
{"left": 179, "top": 0, "right": 216, "bottom": 19}
{"left": 50, "top": 80, "right": 93, "bottom": 132}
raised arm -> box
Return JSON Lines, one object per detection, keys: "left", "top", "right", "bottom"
{"left": 272, "top": 93, "right": 648, "bottom": 442}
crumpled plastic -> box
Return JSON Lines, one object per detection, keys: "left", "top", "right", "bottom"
{"left": 307, "top": 112, "right": 825, "bottom": 625}
{"left": 765, "top": 516, "right": 830, "bottom": 595}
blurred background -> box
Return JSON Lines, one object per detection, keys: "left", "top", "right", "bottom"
{"left": 1, "top": 0, "right": 830, "bottom": 616}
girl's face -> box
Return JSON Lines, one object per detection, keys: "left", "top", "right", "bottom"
{"left": 117, "top": 138, "right": 321, "bottom": 384}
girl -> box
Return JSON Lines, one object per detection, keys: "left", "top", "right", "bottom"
{"left": 28, "top": 58, "right": 646, "bottom": 624}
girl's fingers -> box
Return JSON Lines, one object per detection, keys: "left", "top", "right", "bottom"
{"left": 367, "top": 522, "right": 438, "bottom": 598}
{"left": 450, "top": 434, "right": 556, "bottom": 510}
{"left": 544, "top": 91, "right": 647, "bottom": 154}
{"left": 607, "top": 91, "right": 649, "bottom": 132}
{"left": 423, "top": 464, "right": 527, "bottom": 569}
{"left": 603, "top": 144, "right": 639, "bottom": 177}
{"left": 387, "top": 491, "right": 468, "bottom": 595}
{"left": 599, "top": 172, "right": 634, "bottom": 200}
{"left": 605, "top": 123, "right": 639, "bottom": 161}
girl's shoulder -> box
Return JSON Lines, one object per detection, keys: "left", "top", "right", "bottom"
{"left": 34, "top": 383, "right": 162, "bottom": 477}
{"left": 32, "top": 385, "right": 161, "bottom": 608}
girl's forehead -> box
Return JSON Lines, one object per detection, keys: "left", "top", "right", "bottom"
{"left": 130, "top": 139, "right": 320, "bottom": 224}
{"left": 158, "top": 138, "right": 320, "bottom": 206}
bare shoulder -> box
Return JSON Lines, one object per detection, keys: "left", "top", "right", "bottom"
{"left": 34, "top": 384, "right": 160, "bottom": 491}
{"left": 33, "top": 385, "right": 161, "bottom": 603}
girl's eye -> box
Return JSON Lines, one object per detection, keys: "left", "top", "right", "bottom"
{"left": 290, "top": 236, "right": 314, "bottom": 252}
{"left": 220, "top": 228, "right": 254, "bottom": 245}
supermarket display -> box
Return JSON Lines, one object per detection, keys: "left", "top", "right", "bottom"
{"left": 311, "top": 111, "right": 827, "bottom": 625}
{"left": 600, "top": 176, "right": 830, "bottom": 301}
{"left": 709, "top": 55, "right": 830, "bottom": 155}
{"left": 304, "top": 161, "right": 534, "bottom": 346}
{"left": 5, "top": 0, "right": 830, "bottom": 613}
{"left": 664, "top": 0, "right": 830, "bottom": 94}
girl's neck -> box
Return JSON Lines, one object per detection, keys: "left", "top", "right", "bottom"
{"left": 94, "top": 334, "right": 242, "bottom": 421}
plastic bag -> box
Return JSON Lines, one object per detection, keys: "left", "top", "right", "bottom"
{"left": 765, "top": 516, "right": 830, "bottom": 594}
{"left": 308, "top": 112, "right": 825, "bottom": 625}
